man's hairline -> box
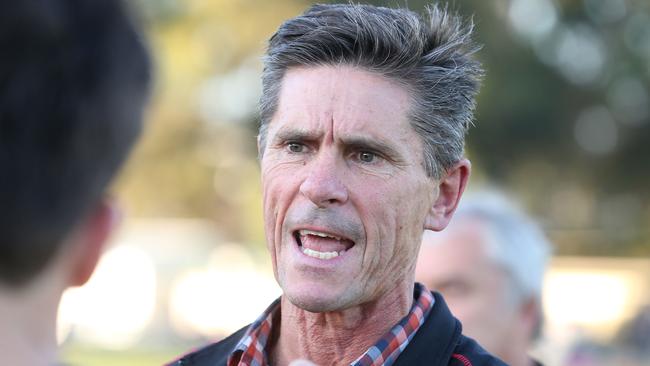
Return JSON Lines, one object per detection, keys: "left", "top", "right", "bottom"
{"left": 257, "top": 63, "right": 459, "bottom": 179}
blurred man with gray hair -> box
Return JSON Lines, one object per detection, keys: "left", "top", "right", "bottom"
{"left": 416, "top": 190, "right": 551, "bottom": 366}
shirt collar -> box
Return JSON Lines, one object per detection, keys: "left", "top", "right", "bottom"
{"left": 228, "top": 283, "right": 434, "bottom": 366}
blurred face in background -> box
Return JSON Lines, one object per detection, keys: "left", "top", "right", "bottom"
{"left": 415, "top": 218, "right": 524, "bottom": 359}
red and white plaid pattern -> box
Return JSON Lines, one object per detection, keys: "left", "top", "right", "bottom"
{"left": 227, "top": 283, "right": 434, "bottom": 366}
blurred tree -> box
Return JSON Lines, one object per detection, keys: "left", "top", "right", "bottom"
{"left": 114, "top": 0, "right": 308, "bottom": 247}
{"left": 342, "top": 0, "right": 650, "bottom": 256}
{"left": 115, "top": 0, "right": 649, "bottom": 256}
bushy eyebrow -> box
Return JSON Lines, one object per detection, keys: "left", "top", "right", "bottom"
{"left": 271, "top": 128, "right": 320, "bottom": 145}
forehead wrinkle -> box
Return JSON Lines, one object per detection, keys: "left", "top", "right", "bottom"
{"left": 323, "top": 111, "right": 335, "bottom": 145}
{"left": 330, "top": 82, "right": 414, "bottom": 147}
{"left": 272, "top": 67, "right": 334, "bottom": 132}
{"left": 269, "top": 103, "right": 332, "bottom": 145}
{"left": 277, "top": 65, "right": 423, "bottom": 164}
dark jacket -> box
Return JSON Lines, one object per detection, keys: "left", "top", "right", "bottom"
{"left": 168, "top": 292, "right": 507, "bottom": 366}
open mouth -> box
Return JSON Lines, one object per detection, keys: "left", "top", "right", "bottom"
{"left": 294, "top": 229, "right": 355, "bottom": 260}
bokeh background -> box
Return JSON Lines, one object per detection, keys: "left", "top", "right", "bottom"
{"left": 58, "top": 0, "right": 650, "bottom": 365}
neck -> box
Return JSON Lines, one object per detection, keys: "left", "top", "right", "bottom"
{"left": 498, "top": 344, "right": 536, "bottom": 366}
{"left": 271, "top": 282, "right": 413, "bottom": 366}
{"left": 503, "top": 352, "right": 536, "bottom": 366}
{"left": 494, "top": 330, "right": 535, "bottom": 366}
{"left": 0, "top": 279, "right": 63, "bottom": 366}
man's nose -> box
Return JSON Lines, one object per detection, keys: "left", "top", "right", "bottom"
{"left": 299, "top": 153, "right": 349, "bottom": 207}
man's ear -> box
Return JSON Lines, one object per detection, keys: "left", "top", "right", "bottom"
{"left": 521, "top": 297, "right": 542, "bottom": 340}
{"left": 424, "top": 159, "right": 471, "bottom": 232}
{"left": 67, "top": 197, "right": 121, "bottom": 287}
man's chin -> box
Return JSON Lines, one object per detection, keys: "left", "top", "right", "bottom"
{"left": 283, "top": 287, "right": 351, "bottom": 313}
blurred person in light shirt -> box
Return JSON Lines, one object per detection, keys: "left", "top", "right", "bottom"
{"left": 416, "top": 190, "right": 552, "bottom": 366}
{"left": 0, "top": 0, "right": 151, "bottom": 364}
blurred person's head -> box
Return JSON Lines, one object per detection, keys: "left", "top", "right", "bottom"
{"left": 0, "top": 0, "right": 150, "bottom": 363}
{"left": 416, "top": 190, "right": 551, "bottom": 366}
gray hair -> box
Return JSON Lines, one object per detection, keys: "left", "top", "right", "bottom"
{"left": 259, "top": 3, "right": 483, "bottom": 178}
{"left": 454, "top": 190, "right": 552, "bottom": 302}
{"left": 452, "top": 190, "right": 552, "bottom": 338}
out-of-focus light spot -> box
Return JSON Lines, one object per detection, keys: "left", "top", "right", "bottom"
{"left": 168, "top": 245, "right": 281, "bottom": 338}
{"left": 554, "top": 25, "right": 607, "bottom": 85}
{"left": 544, "top": 271, "right": 630, "bottom": 326}
{"left": 624, "top": 13, "right": 650, "bottom": 60}
{"left": 607, "top": 77, "right": 649, "bottom": 126}
{"left": 574, "top": 105, "right": 618, "bottom": 155}
{"left": 584, "top": 0, "right": 627, "bottom": 24}
{"left": 57, "top": 245, "right": 157, "bottom": 349}
{"left": 197, "top": 61, "right": 261, "bottom": 124}
{"left": 508, "top": 0, "right": 558, "bottom": 41}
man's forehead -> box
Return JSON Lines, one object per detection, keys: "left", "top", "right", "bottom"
{"left": 268, "top": 65, "right": 417, "bottom": 144}
{"left": 275, "top": 66, "right": 412, "bottom": 118}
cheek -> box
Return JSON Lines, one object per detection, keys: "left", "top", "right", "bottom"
{"left": 261, "top": 163, "right": 301, "bottom": 218}
{"left": 361, "top": 181, "right": 425, "bottom": 226}
{"left": 465, "top": 281, "right": 510, "bottom": 326}
{"left": 261, "top": 186, "right": 279, "bottom": 254}
{"left": 261, "top": 184, "right": 289, "bottom": 284}
{"left": 261, "top": 164, "right": 302, "bottom": 262}
{"left": 355, "top": 180, "right": 430, "bottom": 263}
{"left": 362, "top": 211, "right": 419, "bottom": 283}
{"left": 261, "top": 183, "right": 278, "bottom": 227}
{"left": 450, "top": 293, "right": 487, "bottom": 327}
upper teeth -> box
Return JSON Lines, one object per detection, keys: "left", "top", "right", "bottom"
{"left": 299, "top": 229, "right": 341, "bottom": 240}
{"left": 302, "top": 247, "right": 340, "bottom": 260}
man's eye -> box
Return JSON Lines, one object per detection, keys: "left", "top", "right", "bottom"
{"left": 287, "top": 143, "right": 304, "bottom": 153}
{"left": 358, "top": 151, "right": 376, "bottom": 163}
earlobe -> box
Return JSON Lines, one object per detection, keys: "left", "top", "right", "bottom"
{"left": 424, "top": 159, "right": 471, "bottom": 231}
{"left": 522, "top": 297, "right": 542, "bottom": 338}
{"left": 68, "top": 198, "right": 121, "bottom": 287}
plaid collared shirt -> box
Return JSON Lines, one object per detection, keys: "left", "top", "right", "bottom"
{"left": 227, "top": 283, "right": 435, "bottom": 366}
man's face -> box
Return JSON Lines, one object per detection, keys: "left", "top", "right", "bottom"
{"left": 260, "top": 65, "right": 437, "bottom": 312}
{"left": 415, "top": 220, "right": 519, "bottom": 356}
